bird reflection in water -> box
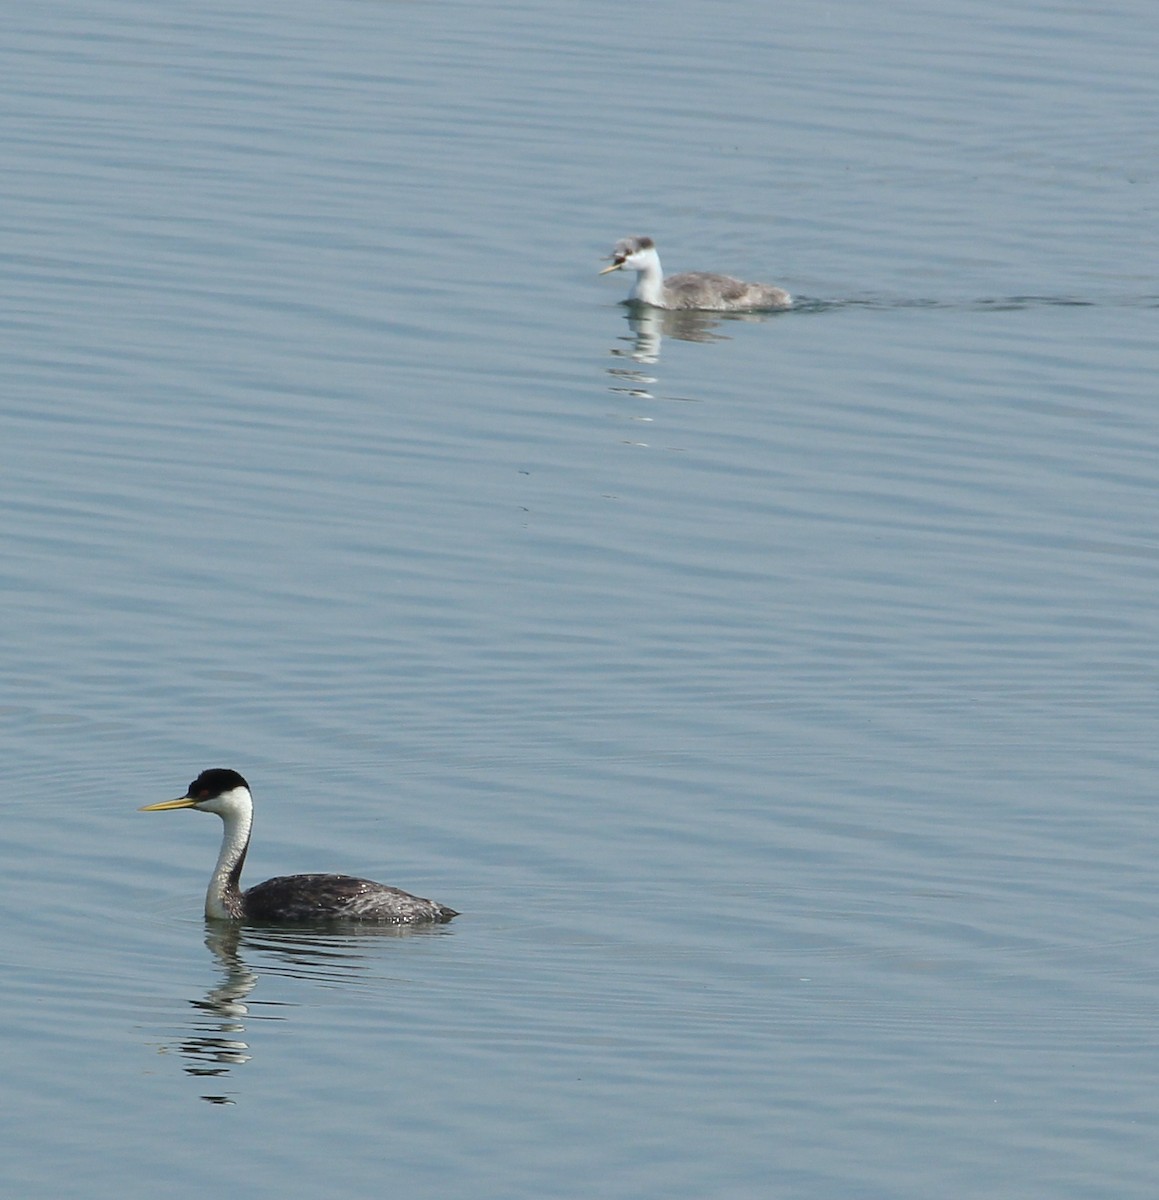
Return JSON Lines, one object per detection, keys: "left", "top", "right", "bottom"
{"left": 161, "top": 921, "right": 450, "bottom": 1105}
{"left": 609, "top": 305, "right": 778, "bottom": 373}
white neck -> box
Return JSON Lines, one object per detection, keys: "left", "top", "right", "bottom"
{"left": 629, "top": 247, "right": 666, "bottom": 306}
{"left": 205, "top": 788, "right": 253, "bottom": 920}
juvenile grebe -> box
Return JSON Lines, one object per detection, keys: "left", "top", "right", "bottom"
{"left": 140, "top": 768, "right": 458, "bottom": 924}
{"left": 600, "top": 235, "right": 791, "bottom": 312}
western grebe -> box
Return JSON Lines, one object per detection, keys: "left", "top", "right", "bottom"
{"left": 599, "top": 235, "right": 791, "bottom": 312}
{"left": 140, "top": 768, "right": 458, "bottom": 924}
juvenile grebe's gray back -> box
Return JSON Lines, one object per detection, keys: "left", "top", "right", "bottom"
{"left": 599, "top": 235, "right": 791, "bottom": 312}
{"left": 140, "top": 768, "right": 458, "bottom": 924}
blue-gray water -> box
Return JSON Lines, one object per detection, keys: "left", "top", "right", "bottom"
{"left": 3, "top": 1, "right": 1159, "bottom": 1197}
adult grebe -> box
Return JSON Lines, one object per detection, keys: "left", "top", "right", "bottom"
{"left": 140, "top": 768, "right": 458, "bottom": 923}
{"left": 599, "top": 235, "right": 791, "bottom": 312}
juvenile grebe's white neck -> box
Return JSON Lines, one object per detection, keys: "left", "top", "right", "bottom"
{"left": 625, "top": 244, "right": 666, "bottom": 306}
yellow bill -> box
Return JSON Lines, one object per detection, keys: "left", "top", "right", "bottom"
{"left": 139, "top": 796, "right": 199, "bottom": 812}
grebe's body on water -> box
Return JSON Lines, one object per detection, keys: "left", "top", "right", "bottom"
{"left": 140, "top": 768, "right": 458, "bottom": 924}
{"left": 600, "top": 236, "right": 791, "bottom": 312}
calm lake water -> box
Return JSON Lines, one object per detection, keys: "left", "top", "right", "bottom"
{"left": 3, "top": 1, "right": 1159, "bottom": 1197}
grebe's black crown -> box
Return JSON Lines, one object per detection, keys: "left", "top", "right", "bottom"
{"left": 186, "top": 767, "right": 250, "bottom": 800}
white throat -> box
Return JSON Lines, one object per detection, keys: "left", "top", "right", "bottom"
{"left": 204, "top": 786, "right": 253, "bottom": 920}
{"left": 628, "top": 247, "right": 666, "bottom": 306}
